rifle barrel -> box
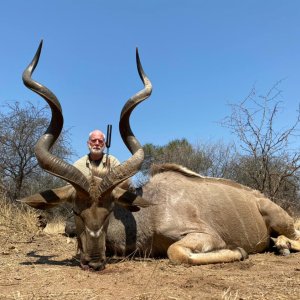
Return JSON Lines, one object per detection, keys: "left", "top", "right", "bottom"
{"left": 106, "top": 124, "right": 112, "bottom": 149}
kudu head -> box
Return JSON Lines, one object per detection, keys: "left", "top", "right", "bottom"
{"left": 21, "top": 41, "right": 152, "bottom": 271}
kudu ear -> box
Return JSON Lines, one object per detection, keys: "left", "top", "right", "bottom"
{"left": 19, "top": 185, "right": 75, "bottom": 210}
{"left": 271, "top": 237, "right": 277, "bottom": 243}
{"left": 111, "top": 187, "right": 151, "bottom": 212}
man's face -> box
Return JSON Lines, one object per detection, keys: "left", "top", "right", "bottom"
{"left": 88, "top": 132, "right": 105, "bottom": 157}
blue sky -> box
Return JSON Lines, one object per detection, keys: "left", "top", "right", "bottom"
{"left": 1, "top": 1, "right": 300, "bottom": 162}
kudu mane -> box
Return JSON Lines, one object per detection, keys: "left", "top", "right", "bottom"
{"left": 151, "top": 163, "right": 264, "bottom": 197}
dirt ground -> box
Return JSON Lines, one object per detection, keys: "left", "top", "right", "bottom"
{"left": 1, "top": 225, "right": 300, "bottom": 300}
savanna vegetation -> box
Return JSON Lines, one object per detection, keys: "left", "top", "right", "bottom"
{"left": 1, "top": 83, "right": 300, "bottom": 299}
{"left": 0, "top": 101, "right": 74, "bottom": 232}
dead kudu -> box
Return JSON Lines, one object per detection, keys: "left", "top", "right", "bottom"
{"left": 21, "top": 42, "right": 300, "bottom": 271}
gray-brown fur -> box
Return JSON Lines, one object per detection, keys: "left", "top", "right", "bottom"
{"left": 106, "top": 164, "right": 298, "bottom": 257}
{"left": 27, "top": 163, "right": 300, "bottom": 270}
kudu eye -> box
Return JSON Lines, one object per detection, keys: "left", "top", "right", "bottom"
{"left": 72, "top": 209, "right": 81, "bottom": 217}
{"left": 73, "top": 209, "right": 85, "bottom": 228}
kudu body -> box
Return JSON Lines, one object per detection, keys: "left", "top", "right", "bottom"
{"left": 21, "top": 42, "right": 300, "bottom": 271}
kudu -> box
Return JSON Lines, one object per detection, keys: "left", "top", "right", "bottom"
{"left": 21, "top": 42, "right": 300, "bottom": 271}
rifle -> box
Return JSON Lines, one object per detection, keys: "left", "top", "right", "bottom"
{"left": 106, "top": 124, "right": 112, "bottom": 172}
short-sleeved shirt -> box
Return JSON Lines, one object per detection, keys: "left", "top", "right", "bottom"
{"left": 73, "top": 154, "right": 120, "bottom": 178}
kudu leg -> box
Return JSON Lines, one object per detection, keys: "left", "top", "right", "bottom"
{"left": 257, "top": 197, "right": 300, "bottom": 240}
{"left": 167, "top": 233, "right": 248, "bottom": 265}
{"left": 272, "top": 235, "right": 300, "bottom": 256}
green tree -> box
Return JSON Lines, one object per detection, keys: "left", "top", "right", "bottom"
{"left": 139, "top": 138, "right": 236, "bottom": 182}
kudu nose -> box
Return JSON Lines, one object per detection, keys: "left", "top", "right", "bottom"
{"left": 80, "top": 259, "right": 106, "bottom": 271}
{"left": 88, "top": 260, "right": 106, "bottom": 271}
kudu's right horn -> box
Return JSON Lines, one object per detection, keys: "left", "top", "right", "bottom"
{"left": 22, "top": 40, "right": 90, "bottom": 195}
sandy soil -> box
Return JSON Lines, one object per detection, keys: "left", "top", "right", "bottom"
{"left": 1, "top": 226, "right": 300, "bottom": 300}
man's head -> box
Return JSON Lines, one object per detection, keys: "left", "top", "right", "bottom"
{"left": 88, "top": 130, "right": 106, "bottom": 160}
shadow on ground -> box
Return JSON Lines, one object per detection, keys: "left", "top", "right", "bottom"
{"left": 20, "top": 250, "right": 79, "bottom": 267}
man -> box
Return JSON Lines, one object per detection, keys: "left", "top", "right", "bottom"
{"left": 65, "top": 129, "right": 121, "bottom": 237}
{"left": 73, "top": 129, "right": 120, "bottom": 177}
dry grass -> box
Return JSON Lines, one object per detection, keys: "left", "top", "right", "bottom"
{"left": 0, "top": 195, "right": 39, "bottom": 234}
{"left": 0, "top": 192, "right": 69, "bottom": 238}
{"left": 43, "top": 218, "right": 66, "bottom": 235}
{"left": 222, "top": 287, "right": 239, "bottom": 300}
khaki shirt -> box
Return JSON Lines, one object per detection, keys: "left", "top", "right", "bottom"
{"left": 73, "top": 154, "right": 120, "bottom": 178}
